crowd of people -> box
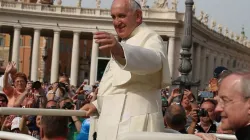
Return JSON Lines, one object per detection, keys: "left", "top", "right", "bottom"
{"left": 0, "top": 63, "right": 248, "bottom": 140}
{"left": 1, "top": 0, "right": 250, "bottom": 140}
{"left": 0, "top": 62, "right": 97, "bottom": 140}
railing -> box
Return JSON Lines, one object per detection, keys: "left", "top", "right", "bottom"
{"left": 214, "top": 134, "right": 237, "bottom": 140}
{"left": 0, "top": 0, "right": 175, "bottom": 19}
{"left": 100, "top": 9, "right": 111, "bottom": 16}
{"left": 1, "top": 0, "right": 16, "bottom": 8}
{"left": 62, "top": 6, "right": 76, "bottom": 14}
{"left": 0, "top": 107, "right": 86, "bottom": 116}
{"left": 22, "top": 3, "right": 36, "bottom": 11}
{"left": 81, "top": 8, "right": 96, "bottom": 15}
{"left": 118, "top": 132, "right": 237, "bottom": 140}
{"left": 0, "top": 131, "right": 38, "bottom": 140}
{"left": 0, "top": 108, "right": 237, "bottom": 140}
{"left": 41, "top": 5, "right": 56, "bottom": 12}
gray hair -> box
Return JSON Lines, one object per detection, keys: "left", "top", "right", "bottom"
{"left": 219, "top": 69, "right": 250, "bottom": 98}
{"left": 129, "top": 0, "right": 141, "bottom": 11}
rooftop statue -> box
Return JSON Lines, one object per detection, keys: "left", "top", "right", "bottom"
{"left": 211, "top": 20, "right": 216, "bottom": 29}
{"left": 203, "top": 14, "right": 209, "bottom": 25}
{"left": 230, "top": 32, "right": 234, "bottom": 39}
{"left": 96, "top": 0, "right": 101, "bottom": 8}
{"left": 199, "top": 11, "right": 204, "bottom": 21}
{"left": 171, "top": 0, "right": 178, "bottom": 10}
{"left": 152, "top": 0, "right": 168, "bottom": 9}
{"left": 77, "top": 0, "right": 82, "bottom": 8}
{"left": 192, "top": 4, "right": 195, "bottom": 15}
{"left": 56, "top": 0, "right": 62, "bottom": 6}
{"left": 141, "top": 0, "right": 147, "bottom": 8}
{"left": 236, "top": 35, "right": 240, "bottom": 41}
{"left": 217, "top": 24, "right": 223, "bottom": 34}
{"left": 225, "top": 27, "right": 229, "bottom": 36}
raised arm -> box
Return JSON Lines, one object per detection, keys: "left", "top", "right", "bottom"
{"left": 3, "top": 62, "right": 16, "bottom": 96}
{"left": 94, "top": 31, "right": 165, "bottom": 75}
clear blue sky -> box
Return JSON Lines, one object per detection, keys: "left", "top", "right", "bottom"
{"left": 62, "top": 0, "right": 250, "bottom": 38}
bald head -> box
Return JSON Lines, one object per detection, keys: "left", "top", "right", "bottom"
{"left": 220, "top": 71, "right": 250, "bottom": 98}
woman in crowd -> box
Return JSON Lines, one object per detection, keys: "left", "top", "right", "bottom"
{"left": 3, "top": 62, "right": 28, "bottom": 107}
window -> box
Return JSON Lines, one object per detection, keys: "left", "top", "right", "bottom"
{"left": 233, "top": 60, "right": 236, "bottom": 68}
{"left": 0, "top": 37, "right": 4, "bottom": 46}
{"left": 30, "top": 38, "right": 33, "bottom": 46}
{"left": 46, "top": 38, "right": 52, "bottom": 48}
{"left": 20, "top": 37, "right": 23, "bottom": 47}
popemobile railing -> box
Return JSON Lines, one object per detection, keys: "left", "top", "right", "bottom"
{"left": 0, "top": 108, "right": 237, "bottom": 140}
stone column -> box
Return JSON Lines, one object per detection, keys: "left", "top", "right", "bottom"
{"left": 70, "top": 32, "right": 80, "bottom": 86}
{"left": 216, "top": 54, "right": 221, "bottom": 67}
{"left": 200, "top": 47, "right": 206, "bottom": 89}
{"left": 50, "top": 31, "right": 60, "bottom": 83}
{"left": 12, "top": 27, "right": 21, "bottom": 71}
{"left": 168, "top": 37, "right": 175, "bottom": 79}
{"left": 208, "top": 52, "right": 214, "bottom": 80}
{"left": 30, "top": 29, "right": 41, "bottom": 81}
{"left": 194, "top": 44, "right": 201, "bottom": 81}
{"left": 223, "top": 56, "right": 228, "bottom": 67}
{"left": 89, "top": 35, "right": 99, "bottom": 86}
{"left": 189, "top": 44, "right": 194, "bottom": 80}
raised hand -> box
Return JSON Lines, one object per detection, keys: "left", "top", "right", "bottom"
{"left": 81, "top": 103, "right": 97, "bottom": 116}
{"left": 94, "top": 31, "right": 124, "bottom": 57}
{"left": 25, "top": 93, "right": 35, "bottom": 108}
{"left": 5, "top": 62, "right": 16, "bottom": 74}
{"left": 3, "top": 115, "right": 15, "bottom": 129}
{"left": 170, "top": 88, "right": 181, "bottom": 98}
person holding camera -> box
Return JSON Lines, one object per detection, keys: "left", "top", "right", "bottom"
{"left": 47, "top": 82, "right": 68, "bottom": 102}
{"left": 193, "top": 100, "right": 217, "bottom": 134}
{"left": 58, "top": 97, "right": 83, "bottom": 140}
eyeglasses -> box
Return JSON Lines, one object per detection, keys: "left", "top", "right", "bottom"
{"left": 217, "top": 97, "right": 248, "bottom": 108}
{"left": 15, "top": 80, "right": 25, "bottom": 84}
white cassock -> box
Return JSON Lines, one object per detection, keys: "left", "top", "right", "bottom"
{"left": 91, "top": 23, "right": 171, "bottom": 140}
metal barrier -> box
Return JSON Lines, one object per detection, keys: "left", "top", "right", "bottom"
{"left": 214, "top": 133, "right": 237, "bottom": 140}
{"left": 117, "top": 132, "right": 202, "bottom": 140}
{"left": 0, "top": 131, "right": 38, "bottom": 140}
{"left": 117, "top": 132, "right": 237, "bottom": 140}
{"left": 0, "top": 107, "right": 86, "bottom": 116}
{"left": 0, "top": 108, "right": 237, "bottom": 140}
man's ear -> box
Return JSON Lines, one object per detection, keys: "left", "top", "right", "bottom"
{"left": 135, "top": 10, "right": 142, "bottom": 23}
{"left": 247, "top": 99, "right": 250, "bottom": 115}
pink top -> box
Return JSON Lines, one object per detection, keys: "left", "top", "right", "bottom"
{"left": 3, "top": 87, "right": 22, "bottom": 107}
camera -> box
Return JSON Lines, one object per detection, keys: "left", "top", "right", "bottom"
{"left": 62, "top": 102, "right": 73, "bottom": 109}
{"left": 58, "top": 82, "right": 69, "bottom": 92}
{"left": 32, "top": 81, "right": 41, "bottom": 90}
{"left": 197, "top": 108, "right": 208, "bottom": 117}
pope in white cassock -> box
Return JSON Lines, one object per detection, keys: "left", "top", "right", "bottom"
{"left": 81, "top": 0, "right": 171, "bottom": 139}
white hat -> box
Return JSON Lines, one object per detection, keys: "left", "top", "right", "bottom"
{"left": 11, "top": 117, "right": 21, "bottom": 130}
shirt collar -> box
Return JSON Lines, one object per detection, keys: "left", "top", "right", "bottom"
{"left": 122, "top": 23, "right": 145, "bottom": 42}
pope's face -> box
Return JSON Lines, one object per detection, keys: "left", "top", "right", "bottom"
{"left": 111, "top": 0, "right": 141, "bottom": 39}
